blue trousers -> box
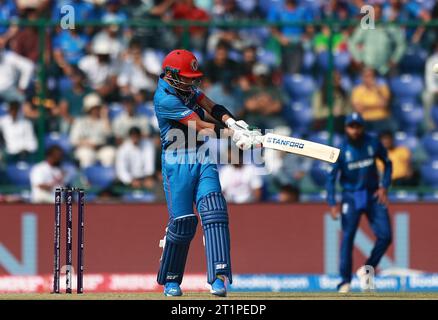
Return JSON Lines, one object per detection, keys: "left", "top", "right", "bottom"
{"left": 158, "top": 151, "right": 232, "bottom": 284}
{"left": 162, "top": 151, "right": 222, "bottom": 218}
{"left": 339, "top": 191, "right": 392, "bottom": 284}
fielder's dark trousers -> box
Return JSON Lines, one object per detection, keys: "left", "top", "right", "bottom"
{"left": 339, "top": 191, "right": 392, "bottom": 284}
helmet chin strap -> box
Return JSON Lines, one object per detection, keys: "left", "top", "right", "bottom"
{"left": 164, "top": 68, "right": 201, "bottom": 99}
{"left": 163, "top": 75, "right": 195, "bottom": 92}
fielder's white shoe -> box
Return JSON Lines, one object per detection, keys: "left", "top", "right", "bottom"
{"left": 356, "top": 265, "right": 376, "bottom": 292}
{"left": 337, "top": 282, "right": 351, "bottom": 293}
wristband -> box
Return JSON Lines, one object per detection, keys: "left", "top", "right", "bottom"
{"left": 213, "top": 124, "right": 223, "bottom": 137}
{"left": 211, "top": 104, "right": 234, "bottom": 123}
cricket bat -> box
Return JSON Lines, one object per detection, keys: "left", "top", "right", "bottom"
{"left": 259, "top": 133, "right": 340, "bottom": 163}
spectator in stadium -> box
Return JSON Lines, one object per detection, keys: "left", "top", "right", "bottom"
{"left": 321, "top": 0, "right": 353, "bottom": 21}
{"left": 53, "top": 29, "right": 89, "bottom": 73}
{"left": 242, "top": 63, "right": 287, "bottom": 130}
{"left": 58, "top": 67, "right": 92, "bottom": 131}
{"left": 100, "top": 0, "right": 128, "bottom": 26}
{"left": 424, "top": 43, "right": 438, "bottom": 129}
{"left": 10, "top": 7, "right": 51, "bottom": 63}
{"left": 0, "top": 101, "right": 37, "bottom": 162}
{"left": 207, "top": 0, "right": 256, "bottom": 54}
{"left": 124, "top": 0, "right": 177, "bottom": 50}
{"left": 264, "top": 127, "right": 311, "bottom": 192}
{"left": 30, "top": 145, "right": 65, "bottom": 203}
{"left": 219, "top": 146, "right": 263, "bottom": 204}
{"left": 51, "top": 0, "right": 97, "bottom": 22}
{"left": 16, "top": 0, "right": 50, "bottom": 12}
{"left": 237, "top": 45, "right": 258, "bottom": 91}
{"left": 313, "top": 71, "right": 351, "bottom": 133}
{"left": 172, "top": 0, "right": 210, "bottom": 50}
{"left": 132, "top": 89, "right": 160, "bottom": 132}
{"left": 378, "top": 131, "right": 417, "bottom": 187}
{"left": 112, "top": 95, "right": 152, "bottom": 145}
{"left": 348, "top": 2, "right": 406, "bottom": 75}
{"left": 204, "top": 76, "right": 241, "bottom": 117}
{"left": 267, "top": 0, "right": 313, "bottom": 74}
{"left": 383, "top": 0, "right": 431, "bottom": 44}
{"left": 0, "top": 0, "right": 18, "bottom": 47}
{"left": 0, "top": 45, "right": 34, "bottom": 103}
{"left": 117, "top": 40, "right": 161, "bottom": 99}
{"left": 313, "top": 25, "right": 348, "bottom": 54}
{"left": 78, "top": 39, "right": 119, "bottom": 101}
{"left": 69, "top": 93, "right": 115, "bottom": 167}
{"left": 351, "top": 68, "right": 393, "bottom": 133}
{"left": 277, "top": 184, "right": 300, "bottom": 203}
{"left": 203, "top": 41, "right": 239, "bottom": 86}
{"left": 90, "top": 21, "right": 126, "bottom": 61}
{"left": 115, "top": 126, "right": 156, "bottom": 189}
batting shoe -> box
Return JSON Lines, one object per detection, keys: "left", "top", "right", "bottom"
{"left": 164, "top": 282, "right": 182, "bottom": 297}
{"left": 211, "top": 275, "right": 227, "bottom": 297}
{"left": 337, "top": 282, "right": 351, "bottom": 293}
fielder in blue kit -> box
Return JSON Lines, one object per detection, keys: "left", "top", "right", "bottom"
{"left": 154, "top": 49, "right": 260, "bottom": 297}
{"left": 326, "top": 113, "right": 393, "bottom": 293}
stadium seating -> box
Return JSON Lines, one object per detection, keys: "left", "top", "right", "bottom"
{"left": 422, "top": 192, "right": 438, "bottom": 202}
{"left": 353, "top": 75, "right": 387, "bottom": 86}
{"left": 422, "top": 132, "right": 438, "bottom": 159}
{"left": 300, "top": 191, "right": 327, "bottom": 203}
{"left": 84, "top": 165, "right": 116, "bottom": 189}
{"left": 61, "top": 162, "right": 79, "bottom": 185}
{"left": 340, "top": 74, "right": 353, "bottom": 92}
{"left": 122, "top": 190, "right": 156, "bottom": 203}
{"left": 1, "top": 2, "right": 438, "bottom": 204}
{"left": 284, "top": 102, "right": 313, "bottom": 135}
{"left": 316, "top": 51, "right": 350, "bottom": 73}
{"left": 257, "top": 48, "right": 277, "bottom": 67}
{"left": 388, "top": 191, "right": 419, "bottom": 202}
{"left": 191, "top": 49, "right": 204, "bottom": 65}
{"left": 389, "top": 74, "right": 423, "bottom": 103}
{"left": 310, "top": 160, "right": 332, "bottom": 187}
{"left": 301, "top": 50, "right": 316, "bottom": 73}
{"left": 399, "top": 47, "right": 427, "bottom": 74}
{"left": 421, "top": 161, "right": 438, "bottom": 187}
{"left": 308, "top": 131, "right": 343, "bottom": 148}
{"left": 228, "top": 49, "right": 242, "bottom": 62}
{"left": 431, "top": 106, "right": 438, "bottom": 128}
{"left": 283, "top": 74, "right": 316, "bottom": 104}
{"left": 258, "top": 0, "right": 281, "bottom": 15}
{"left": 394, "top": 131, "right": 419, "bottom": 151}
{"left": 58, "top": 76, "right": 73, "bottom": 93}
{"left": 0, "top": 102, "right": 7, "bottom": 116}
{"left": 6, "top": 162, "right": 32, "bottom": 187}
{"left": 395, "top": 103, "right": 424, "bottom": 134}
{"left": 44, "top": 132, "right": 72, "bottom": 154}
{"left": 108, "top": 103, "right": 124, "bottom": 121}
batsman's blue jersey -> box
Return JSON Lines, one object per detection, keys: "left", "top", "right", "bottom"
{"left": 154, "top": 75, "right": 206, "bottom": 150}
{"left": 154, "top": 75, "right": 222, "bottom": 218}
{"left": 326, "top": 133, "right": 392, "bottom": 206}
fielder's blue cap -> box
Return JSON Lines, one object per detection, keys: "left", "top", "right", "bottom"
{"left": 345, "top": 112, "right": 365, "bottom": 126}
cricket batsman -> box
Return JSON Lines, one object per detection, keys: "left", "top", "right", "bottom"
{"left": 326, "top": 112, "right": 393, "bottom": 293}
{"left": 154, "top": 49, "right": 260, "bottom": 297}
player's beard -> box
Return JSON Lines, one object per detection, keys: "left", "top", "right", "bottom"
{"left": 175, "top": 87, "right": 196, "bottom": 104}
{"left": 347, "top": 132, "right": 364, "bottom": 146}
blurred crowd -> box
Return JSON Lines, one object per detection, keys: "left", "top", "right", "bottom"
{"left": 1, "top": 0, "right": 438, "bottom": 203}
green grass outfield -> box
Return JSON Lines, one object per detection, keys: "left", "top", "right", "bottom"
{"left": 1, "top": 292, "right": 438, "bottom": 300}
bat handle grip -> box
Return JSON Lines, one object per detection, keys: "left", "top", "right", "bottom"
{"left": 254, "top": 135, "right": 265, "bottom": 147}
